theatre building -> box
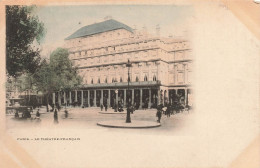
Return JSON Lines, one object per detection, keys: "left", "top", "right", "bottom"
{"left": 52, "top": 19, "right": 193, "bottom": 109}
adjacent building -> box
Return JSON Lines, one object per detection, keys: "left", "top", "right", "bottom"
{"left": 54, "top": 19, "right": 193, "bottom": 108}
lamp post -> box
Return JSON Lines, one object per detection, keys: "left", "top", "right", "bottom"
{"left": 126, "top": 59, "right": 132, "bottom": 123}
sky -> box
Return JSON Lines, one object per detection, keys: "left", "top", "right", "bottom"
{"left": 35, "top": 5, "right": 194, "bottom": 58}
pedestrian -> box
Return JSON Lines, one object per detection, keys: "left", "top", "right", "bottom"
{"left": 25, "top": 108, "right": 31, "bottom": 119}
{"left": 105, "top": 104, "right": 108, "bottom": 111}
{"left": 162, "top": 106, "right": 167, "bottom": 115}
{"left": 156, "top": 107, "right": 162, "bottom": 123}
{"left": 15, "top": 111, "right": 19, "bottom": 118}
{"left": 64, "top": 107, "right": 68, "bottom": 118}
{"left": 54, "top": 108, "right": 58, "bottom": 124}
{"left": 36, "top": 108, "right": 40, "bottom": 119}
{"left": 166, "top": 103, "right": 171, "bottom": 117}
{"left": 114, "top": 103, "right": 118, "bottom": 112}
{"left": 100, "top": 104, "right": 103, "bottom": 111}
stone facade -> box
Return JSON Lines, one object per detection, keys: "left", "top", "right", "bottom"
{"left": 53, "top": 19, "right": 193, "bottom": 109}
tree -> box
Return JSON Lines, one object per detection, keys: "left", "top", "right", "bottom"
{"left": 6, "top": 5, "right": 46, "bottom": 78}
{"left": 33, "top": 48, "right": 82, "bottom": 111}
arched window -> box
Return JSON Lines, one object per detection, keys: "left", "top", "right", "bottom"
{"left": 91, "top": 78, "right": 94, "bottom": 84}
{"left": 153, "top": 75, "right": 157, "bottom": 81}
{"left": 144, "top": 75, "right": 148, "bottom": 81}
{"left": 136, "top": 76, "right": 139, "bottom": 82}
{"left": 120, "top": 77, "right": 123, "bottom": 82}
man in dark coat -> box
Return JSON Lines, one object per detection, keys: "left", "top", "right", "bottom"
{"left": 54, "top": 108, "right": 58, "bottom": 123}
{"left": 166, "top": 103, "right": 171, "bottom": 117}
{"left": 156, "top": 108, "right": 162, "bottom": 123}
{"left": 100, "top": 104, "right": 103, "bottom": 111}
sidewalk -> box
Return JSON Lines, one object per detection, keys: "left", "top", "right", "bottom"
{"left": 97, "top": 119, "right": 161, "bottom": 128}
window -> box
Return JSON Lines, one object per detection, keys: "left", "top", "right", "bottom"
{"left": 144, "top": 75, "right": 148, "bottom": 81}
{"left": 105, "top": 78, "right": 107, "bottom": 83}
{"left": 120, "top": 77, "right": 123, "bottom": 82}
{"left": 136, "top": 76, "right": 139, "bottom": 82}
{"left": 153, "top": 75, "right": 157, "bottom": 81}
{"left": 177, "top": 72, "right": 184, "bottom": 83}
{"left": 91, "top": 78, "right": 94, "bottom": 84}
{"left": 98, "top": 78, "right": 100, "bottom": 83}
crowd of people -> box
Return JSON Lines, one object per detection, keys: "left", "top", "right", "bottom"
{"left": 12, "top": 98, "right": 192, "bottom": 125}
{"left": 156, "top": 101, "right": 192, "bottom": 123}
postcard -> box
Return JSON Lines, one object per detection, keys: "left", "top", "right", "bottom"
{"left": 0, "top": 0, "right": 259, "bottom": 168}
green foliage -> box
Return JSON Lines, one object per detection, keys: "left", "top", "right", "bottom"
{"left": 33, "top": 48, "right": 82, "bottom": 95}
{"left": 6, "top": 5, "right": 46, "bottom": 78}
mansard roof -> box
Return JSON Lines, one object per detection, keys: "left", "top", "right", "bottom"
{"left": 65, "top": 19, "right": 133, "bottom": 40}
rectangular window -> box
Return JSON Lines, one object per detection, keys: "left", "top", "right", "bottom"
{"left": 177, "top": 72, "right": 184, "bottom": 84}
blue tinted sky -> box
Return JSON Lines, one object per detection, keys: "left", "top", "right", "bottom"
{"left": 36, "top": 5, "right": 193, "bottom": 57}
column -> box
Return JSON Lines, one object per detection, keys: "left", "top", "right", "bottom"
{"left": 101, "top": 90, "right": 103, "bottom": 105}
{"left": 58, "top": 91, "right": 61, "bottom": 105}
{"left": 148, "top": 89, "right": 151, "bottom": 108}
{"left": 52, "top": 93, "right": 55, "bottom": 105}
{"left": 166, "top": 89, "right": 169, "bottom": 103}
{"left": 94, "top": 90, "right": 97, "bottom": 107}
{"left": 185, "top": 88, "right": 188, "bottom": 106}
{"left": 162, "top": 90, "right": 165, "bottom": 106}
{"left": 64, "top": 92, "right": 66, "bottom": 105}
{"left": 157, "top": 89, "right": 161, "bottom": 105}
{"left": 69, "top": 91, "right": 72, "bottom": 104}
{"left": 87, "top": 91, "right": 90, "bottom": 107}
{"left": 81, "top": 90, "right": 84, "bottom": 106}
{"left": 132, "top": 89, "right": 134, "bottom": 105}
{"left": 108, "top": 90, "right": 111, "bottom": 107}
{"left": 116, "top": 91, "right": 118, "bottom": 105}
{"left": 140, "top": 89, "right": 143, "bottom": 109}
{"left": 75, "top": 90, "right": 77, "bottom": 102}
{"left": 174, "top": 65, "right": 177, "bottom": 84}
{"left": 124, "top": 89, "right": 126, "bottom": 107}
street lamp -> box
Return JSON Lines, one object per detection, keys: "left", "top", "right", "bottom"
{"left": 126, "top": 59, "right": 132, "bottom": 123}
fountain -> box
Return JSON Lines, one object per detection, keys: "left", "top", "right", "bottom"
{"left": 6, "top": 85, "right": 32, "bottom": 118}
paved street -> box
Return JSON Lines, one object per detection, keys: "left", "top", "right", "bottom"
{"left": 6, "top": 107, "right": 198, "bottom": 168}
{"left": 6, "top": 107, "right": 195, "bottom": 136}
